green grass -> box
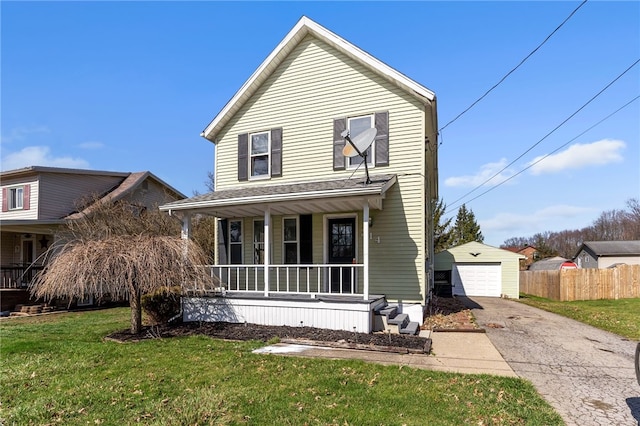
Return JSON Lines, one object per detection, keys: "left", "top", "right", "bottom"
{"left": 1, "top": 308, "right": 563, "bottom": 425}
{"left": 519, "top": 295, "right": 640, "bottom": 340}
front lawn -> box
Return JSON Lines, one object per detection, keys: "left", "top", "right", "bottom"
{"left": 519, "top": 295, "right": 640, "bottom": 340}
{"left": 0, "top": 308, "right": 563, "bottom": 425}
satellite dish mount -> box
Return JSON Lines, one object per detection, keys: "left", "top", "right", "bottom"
{"left": 341, "top": 127, "right": 377, "bottom": 185}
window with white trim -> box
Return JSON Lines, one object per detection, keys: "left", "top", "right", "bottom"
{"left": 347, "top": 114, "right": 374, "bottom": 169}
{"left": 283, "top": 217, "right": 299, "bottom": 264}
{"left": 253, "top": 219, "right": 264, "bottom": 264}
{"left": 250, "top": 131, "right": 270, "bottom": 178}
{"left": 229, "top": 220, "right": 242, "bottom": 264}
{"left": 9, "top": 186, "right": 24, "bottom": 210}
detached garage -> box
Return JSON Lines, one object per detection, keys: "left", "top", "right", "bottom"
{"left": 434, "top": 242, "right": 524, "bottom": 298}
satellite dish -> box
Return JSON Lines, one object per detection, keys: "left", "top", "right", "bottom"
{"left": 341, "top": 127, "right": 377, "bottom": 185}
{"left": 342, "top": 128, "right": 377, "bottom": 157}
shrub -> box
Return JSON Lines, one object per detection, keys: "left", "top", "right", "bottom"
{"left": 141, "top": 286, "right": 182, "bottom": 325}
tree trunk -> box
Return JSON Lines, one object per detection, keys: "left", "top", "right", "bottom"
{"left": 130, "top": 287, "right": 142, "bottom": 334}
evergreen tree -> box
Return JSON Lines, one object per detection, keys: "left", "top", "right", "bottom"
{"left": 452, "top": 204, "right": 484, "bottom": 246}
{"left": 433, "top": 198, "right": 454, "bottom": 252}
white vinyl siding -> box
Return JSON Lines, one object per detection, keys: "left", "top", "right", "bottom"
{"left": 212, "top": 35, "right": 429, "bottom": 303}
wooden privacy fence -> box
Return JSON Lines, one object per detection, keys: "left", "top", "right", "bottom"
{"left": 520, "top": 264, "right": 640, "bottom": 301}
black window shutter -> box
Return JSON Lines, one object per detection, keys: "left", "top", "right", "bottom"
{"left": 333, "top": 118, "right": 346, "bottom": 170}
{"left": 218, "top": 219, "right": 228, "bottom": 265}
{"left": 299, "top": 214, "right": 313, "bottom": 263}
{"left": 375, "top": 111, "right": 389, "bottom": 167}
{"left": 238, "top": 133, "right": 248, "bottom": 181}
{"left": 271, "top": 127, "right": 282, "bottom": 177}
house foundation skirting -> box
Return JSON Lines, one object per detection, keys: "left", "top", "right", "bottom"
{"left": 182, "top": 294, "right": 387, "bottom": 333}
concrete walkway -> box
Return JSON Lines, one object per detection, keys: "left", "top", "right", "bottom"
{"left": 463, "top": 296, "right": 640, "bottom": 426}
{"left": 254, "top": 331, "right": 517, "bottom": 377}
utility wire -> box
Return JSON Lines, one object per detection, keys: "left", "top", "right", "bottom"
{"left": 445, "top": 94, "right": 640, "bottom": 215}
{"left": 447, "top": 58, "right": 640, "bottom": 210}
{"left": 437, "top": 0, "right": 589, "bottom": 136}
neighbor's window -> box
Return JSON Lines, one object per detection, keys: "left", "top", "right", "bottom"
{"left": 250, "top": 131, "right": 270, "bottom": 178}
{"left": 283, "top": 217, "right": 299, "bottom": 264}
{"left": 347, "top": 115, "right": 374, "bottom": 169}
{"left": 253, "top": 219, "right": 264, "bottom": 264}
{"left": 229, "top": 220, "right": 243, "bottom": 264}
{"left": 9, "top": 187, "right": 24, "bottom": 210}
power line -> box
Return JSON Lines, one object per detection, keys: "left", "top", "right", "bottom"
{"left": 438, "top": 0, "right": 589, "bottom": 136}
{"left": 445, "top": 94, "right": 640, "bottom": 215}
{"left": 446, "top": 58, "right": 640, "bottom": 210}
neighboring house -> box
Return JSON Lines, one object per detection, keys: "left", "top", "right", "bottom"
{"left": 434, "top": 242, "right": 524, "bottom": 299}
{"left": 503, "top": 245, "right": 539, "bottom": 270}
{"left": 528, "top": 256, "right": 577, "bottom": 271}
{"left": 0, "top": 166, "right": 185, "bottom": 310}
{"left": 159, "top": 16, "right": 438, "bottom": 334}
{"left": 574, "top": 240, "right": 640, "bottom": 269}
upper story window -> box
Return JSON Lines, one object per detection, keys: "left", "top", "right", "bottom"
{"left": 2, "top": 184, "right": 31, "bottom": 212}
{"left": 238, "top": 128, "right": 282, "bottom": 182}
{"left": 250, "top": 132, "right": 270, "bottom": 178}
{"left": 10, "top": 187, "right": 24, "bottom": 209}
{"left": 347, "top": 115, "right": 374, "bottom": 169}
{"left": 333, "top": 111, "right": 389, "bottom": 171}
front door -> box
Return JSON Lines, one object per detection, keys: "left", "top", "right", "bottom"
{"left": 328, "top": 217, "right": 356, "bottom": 293}
{"left": 21, "top": 237, "right": 35, "bottom": 284}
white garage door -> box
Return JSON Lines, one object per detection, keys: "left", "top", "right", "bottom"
{"left": 452, "top": 263, "right": 502, "bottom": 297}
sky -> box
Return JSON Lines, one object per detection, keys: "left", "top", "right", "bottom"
{"left": 2, "top": 1, "right": 639, "bottom": 246}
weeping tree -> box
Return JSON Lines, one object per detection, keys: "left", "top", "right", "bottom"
{"left": 30, "top": 195, "right": 214, "bottom": 334}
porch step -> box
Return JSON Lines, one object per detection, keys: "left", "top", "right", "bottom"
{"left": 399, "top": 321, "right": 420, "bottom": 335}
{"left": 373, "top": 305, "right": 420, "bottom": 335}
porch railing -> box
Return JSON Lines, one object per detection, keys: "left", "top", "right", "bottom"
{"left": 1, "top": 265, "right": 44, "bottom": 289}
{"left": 203, "top": 264, "right": 364, "bottom": 298}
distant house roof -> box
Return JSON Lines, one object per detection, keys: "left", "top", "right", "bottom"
{"left": 201, "top": 15, "right": 437, "bottom": 143}
{"left": 65, "top": 171, "right": 185, "bottom": 220}
{"left": 575, "top": 241, "right": 640, "bottom": 258}
{"left": 0, "top": 165, "right": 129, "bottom": 179}
{"left": 528, "top": 257, "right": 576, "bottom": 271}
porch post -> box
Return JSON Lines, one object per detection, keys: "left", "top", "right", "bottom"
{"left": 264, "top": 207, "right": 271, "bottom": 297}
{"left": 363, "top": 203, "right": 370, "bottom": 300}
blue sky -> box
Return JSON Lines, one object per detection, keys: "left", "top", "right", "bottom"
{"left": 2, "top": 1, "right": 638, "bottom": 246}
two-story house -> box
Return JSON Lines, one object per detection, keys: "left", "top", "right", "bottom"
{"left": 160, "top": 17, "right": 438, "bottom": 334}
{"left": 0, "top": 166, "right": 184, "bottom": 311}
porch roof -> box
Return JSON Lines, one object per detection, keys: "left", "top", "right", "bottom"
{"left": 159, "top": 174, "right": 396, "bottom": 217}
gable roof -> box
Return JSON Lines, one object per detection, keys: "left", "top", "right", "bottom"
{"left": 576, "top": 240, "right": 640, "bottom": 258}
{"left": 201, "top": 16, "right": 437, "bottom": 143}
{"left": 65, "top": 171, "right": 185, "bottom": 220}
{"left": 437, "top": 241, "right": 525, "bottom": 259}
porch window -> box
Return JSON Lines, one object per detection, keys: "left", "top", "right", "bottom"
{"left": 347, "top": 115, "right": 374, "bottom": 169}
{"left": 283, "top": 217, "right": 298, "bottom": 264}
{"left": 229, "top": 220, "right": 242, "bottom": 264}
{"left": 253, "top": 219, "right": 264, "bottom": 264}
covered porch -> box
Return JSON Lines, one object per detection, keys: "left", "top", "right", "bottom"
{"left": 160, "top": 174, "right": 406, "bottom": 333}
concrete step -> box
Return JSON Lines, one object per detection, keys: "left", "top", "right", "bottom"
{"left": 399, "top": 321, "right": 420, "bottom": 335}
{"left": 387, "top": 313, "right": 409, "bottom": 328}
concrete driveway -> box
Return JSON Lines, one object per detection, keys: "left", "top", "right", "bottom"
{"left": 462, "top": 296, "right": 640, "bottom": 426}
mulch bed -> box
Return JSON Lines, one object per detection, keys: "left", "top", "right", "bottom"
{"left": 105, "top": 297, "right": 480, "bottom": 353}
{"left": 106, "top": 322, "right": 431, "bottom": 353}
